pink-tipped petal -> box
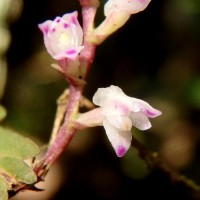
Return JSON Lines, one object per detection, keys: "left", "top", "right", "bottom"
{"left": 62, "top": 11, "right": 78, "bottom": 22}
{"left": 144, "top": 108, "right": 162, "bottom": 118}
{"left": 130, "top": 98, "right": 162, "bottom": 118}
{"left": 38, "top": 20, "right": 52, "bottom": 34}
{"left": 116, "top": 145, "right": 127, "bottom": 157}
{"left": 103, "top": 120, "right": 132, "bottom": 157}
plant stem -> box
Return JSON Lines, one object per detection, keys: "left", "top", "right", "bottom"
{"left": 10, "top": 2, "right": 99, "bottom": 196}
{"left": 131, "top": 136, "right": 200, "bottom": 195}
{"left": 33, "top": 2, "right": 98, "bottom": 178}
{"left": 33, "top": 84, "right": 83, "bottom": 177}
{"left": 79, "top": 0, "right": 98, "bottom": 78}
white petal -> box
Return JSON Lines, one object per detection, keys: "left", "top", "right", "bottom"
{"left": 130, "top": 97, "right": 162, "bottom": 118}
{"left": 38, "top": 20, "right": 52, "bottom": 34}
{"left": 38, "top": 20, "right": 55, "bottom": 56}
{"left": 62, "top": 11, "right": 78, "bottom": 22}
{"left": 53, "top": 46, "right": 84, "bottom": 60}
{"left": 102, "top": 100, "right": 131, "bottom": 116}
{"left": 103, "top": 120, "right": 132, "bottom": 157}
{"left": 105, "top": 115, "right": 132, "bottom": 131}
{"left": 76, "top": 108, "right": 104, "bottom": 127}
{"left": 93, "top": 85, "right": 126, "bottom": 106}
{"left": 129, "top": 112, "right": 151, "bottom": 130}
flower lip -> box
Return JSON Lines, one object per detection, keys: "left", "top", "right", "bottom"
{"left": 117, "top": 145, "right": 127, "bottom": 157}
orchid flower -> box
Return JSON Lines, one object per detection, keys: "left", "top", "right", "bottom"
{"left": 38, "top": 11, "right": 84, "bottom": 60}
{"left": 77, "top": 85, "right": 162, "bottom": 157}
{"left": 93, "top": 0, "right": 151, "bottom": 44}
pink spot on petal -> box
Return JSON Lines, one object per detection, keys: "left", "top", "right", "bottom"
{"left": 145, "top": 109, "right": 161, "bottom": 118}
{"left": 113, "top": 101, "right": 129, "bottom": 115}
{"left": 66, "top": 49, "right": 76, "bottom": 55}
{"left": 52, "top": 28, "right": 56, "bottom": 32}
{"left": 63, "top": 23, "right": 69, "bottom": 28}
{"left": 116, "top": 146, "right": 126, "bottom": 157}
{"left": 71, "top": 16, "right": 77, "bottom": 25}
{"left": 146, "top": 110, "right": 155, "bottom": 116}
{"left": 43, "top": 25, "right": 49, "bottom": 34}
{"left": 56, "top": 19, "right": 60, "bottom": 23}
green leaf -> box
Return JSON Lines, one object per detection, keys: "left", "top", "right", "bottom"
{"left": 0, "top": 106, "right": 6, "bottom": 122}
{"left": 0, "top": 157, "right": 37, "bottom": 184}
{"left": 0, "top": 126, "right": 39, "bottom": 159}
{"left": 0, "top": 175, "right": 8, "bottom": 200}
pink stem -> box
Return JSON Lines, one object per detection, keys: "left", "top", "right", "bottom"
{"left": 34, "top": 2, "right": 98, "bottom": 178}
{"left": 34, "top": 85, "right": 82, "bottom": 176}
{"left": 80, "top": 1, "right": 98, "bottom": 77}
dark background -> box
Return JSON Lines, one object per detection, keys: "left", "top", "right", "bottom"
{"left": 2, "top": 0, "right": 200, "bottom": 199}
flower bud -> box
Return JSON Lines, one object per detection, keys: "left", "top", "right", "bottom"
{"left": 38, "top": 11, "right": 84, "bottom": 60}
{"left": 93, "top": 0, "right": 151, "bottom": 44}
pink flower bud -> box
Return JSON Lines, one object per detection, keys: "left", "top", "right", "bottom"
{"left": 38, "top": 11, "right": 84, "bottom": 60}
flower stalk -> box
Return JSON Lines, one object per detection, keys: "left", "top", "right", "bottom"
{"left": 34, "top": 1, "right": 98, "bottom": 178}
{"left": 34, "top": 84, "right": 83, "bottom": 177}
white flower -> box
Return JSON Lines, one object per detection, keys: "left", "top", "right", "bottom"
{"left": 77, "top": 85, "right": 162, "bottom": 157}
{"left": 38, "top": 11, "right": 84, "bottom": 60}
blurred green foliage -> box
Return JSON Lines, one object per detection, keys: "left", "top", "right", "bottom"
{"left": 0, "top": 126, "right": 39, "bottom": 199}
{"left": 0, "top": 126, "right": 39, "bottom": 159}
{"left": 0, "top": 105, "right": 6, "bottom": 122}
